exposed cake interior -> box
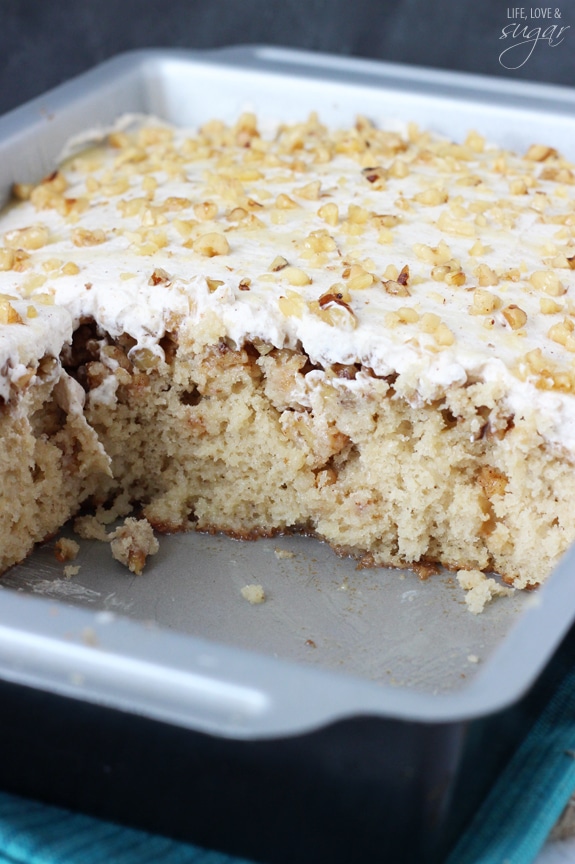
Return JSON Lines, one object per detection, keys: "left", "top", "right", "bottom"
{"left": 1, "top": 112, "right": 575, "bottom": 590}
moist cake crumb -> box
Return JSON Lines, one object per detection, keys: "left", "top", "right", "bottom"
{"left": 457, "top": 569, "right": 514, "bottom": 614}
{"left": 241, "top": 584, "right": 267, "bottom": 604}
{"left": 63, "top": 564, "right": 80, "bottom": 579}
{"left": 54, "top": 537, "right": 80, "bottom": 562}
{"left": 73, "top": 516, "right": 110, "bottom": 543}
{"left": 109, "top": 517, "right": 159, "bottom": 576}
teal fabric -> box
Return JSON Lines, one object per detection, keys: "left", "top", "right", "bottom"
{"left": 446, "top": 659, "right": 575, "bottom": 864}
{"left": 3, "top": 662, "right": 575, "bottom": 864}
{"left": 0, "top": 791, "right": 255, "bottom": 864}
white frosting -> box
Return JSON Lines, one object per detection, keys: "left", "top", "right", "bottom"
{"left": 0, "top": 301, "right": 71, "bottom": 402}
{"left": 1, "top": 115, "right": 575, "bottom": 452}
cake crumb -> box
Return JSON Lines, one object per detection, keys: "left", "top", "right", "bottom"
{"left": 73, "top": 514, "right": 110, "bottom": 542}
{"left": 63, "top": 564, "right": 80, "bottom": 579}
{"left": 412, "top": 561, "right": 440, "bottom": 580}
{"left": 73, "top": 511, "right": 159, "bottom": 575}
{"left": 241, "top": 584, "right": 266, "bottom": 604}
{"left": 54, "top": 537, "right": 80, "bottom": 562}
{"left": 467, "top": 654, "right": 480, "bottom": 664}
{"left": 73, "top": 493, "right": 133, "bottom": 541}
{"left": 274, "top": 547, "right": 294, "bottom": 560}
{"left": 457, "top": 569, "right": 514, "bottom": 614}
{"left": 109, "top": 517, "right": 159, "bottom": 576}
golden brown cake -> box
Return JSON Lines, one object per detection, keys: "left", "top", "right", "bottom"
{"left": 1, "top": 112, "right": 575, "bottom": 589}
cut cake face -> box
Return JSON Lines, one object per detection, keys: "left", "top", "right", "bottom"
{"left": 1, "top": 113, "right": 574, "bottom": 589}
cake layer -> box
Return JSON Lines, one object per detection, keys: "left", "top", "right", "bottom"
{"left": 1, "top": 113, "right": 575, "bottom": 588}
{"left": 73, "top": 326, "right": 574, "bottom": 588}
{"left": 0, "top": 354, "right": 110, "bottom": 574}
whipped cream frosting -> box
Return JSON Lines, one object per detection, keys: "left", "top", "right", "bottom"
{"left": 1, "top": 114, "right": 575, "bottom": 449}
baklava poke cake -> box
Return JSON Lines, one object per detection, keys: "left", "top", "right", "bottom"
{"left": 1, "top": 112, "right": 574, "bottom": 592}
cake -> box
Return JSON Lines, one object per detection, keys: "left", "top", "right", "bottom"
{"left": 1, "top": 111, "right": 575, "bottom": 592}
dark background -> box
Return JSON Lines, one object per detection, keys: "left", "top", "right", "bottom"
{"left": 0, "top": 0, "right": 573, "bottom": 115}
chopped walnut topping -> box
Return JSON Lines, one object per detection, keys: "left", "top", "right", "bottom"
{"left": 282, "top": 266, "right": 311, "bottom": 287}
{"left": 419, "top": 312, "right": 441, "bottom": 333}
{"left": 502, "top": 304, "right": 527, "bottom": 330}
{"left": 269, "top": 255, "right": 289, "bottom": 272}
{"left": 33, "top": 293, "right": 54, "bottom": 306}
{"left": 396, "top": 306, "right": 419, "bottom": 324}
{"left": 227, "top": 206, "right": 249, "bottom": 222}
{"left": 414, "top": 187, "right": 448, "bottom": 206}
{"left": 464, "top": 130, "right": 486, "bottom": 153}
{"left": 148, "top": 267, "right": 171, "bottom": 286}
{"left": 317, "top": 202, "right": 339, "bottom": 226}
{"left": 509, "top": 178, "right": 529, "bottom": 196}
{"left": 193, "top": 201, "right": 218, "bottom": 221}
{"left": 389, "top": 159, "right": 409, "bottom": 179}
{"left": 296, "top": 180, "right": 322, "bottom": 200}
{"left": 397, "top": 265, "right": 410, "bottom": 286}
{"left": 318, "top": 291, "right": 354, "bottom": 315}
{"left": 432, "top": 262, "right": 466, "bottom": 287}
{"left": 309, "top": 297, "right": 357, "bottom": 329}
{"left": 542, "top": 166, "right": 574, "bottom": 184}
{"left": 474, "top": 264, "right": 499, "bottom": 287}
{"left": 525, "top": 144, "right": 558, "bottom": 162}
{"left": 437, "top": 209, "right": 475, "bottom": 237}
{"left": 206, "top": 278, "right": 224, "bottom": 292}
{"left": 540, "top": 298, "right": 563, "bottom": 315}
{"left": 413, "top": 240, "right": 452, "bottom": 265}
{"left": 348, "top": 270, "right": 373, "bottom": 291}
{"left": 12, "top": 182, "right": 34, "bottom": 201}
{"left": 384, "top": 279, "right": 410, "bottom": 297}
{"left": 372, "top": 213, "right": 400, "bottom": 229}
{"left": 275, "top": 193, "right": 298, "bottom": 209}
{"left": 0, "top": 298, "right": 23, "bottom": 325}
{"left": 4, "top": 225, "right": 50, "bottom": 250}
{"left": 347, "top": 204, "right": 370, "bottom": 224}
{"left": 61, "top": 261, "right": 80, "bottom": 276}
{"left": 0, "top": 249, "right": 15, "bottom": 271}
{"left": 361, "top": 166, "right": 386, "bottom": 187}
{"left": 471, "top": 289, "right": 499, "bottom": 315}
{"left": 278, "top": 290, "right": 306, "bottom": 318}
{"left": 302, "top": 229, "right": 337, "bottom": 255}
{"left": 548, "top": 319, "right": 575, "bottom": 352}
{"left": 192, "top": 232, "right": 230, "bottom": 257}
{"left": 72, "top": 227, "right": 107, "bottom": 247}
{"left": 525, "top": 347, "right": 548, "bottom": 374}
{"left": 434, "top": 323, "right": 455, "bottom": 346}
{"left": 529, "top": 270, "right": 566, "bottom": 296}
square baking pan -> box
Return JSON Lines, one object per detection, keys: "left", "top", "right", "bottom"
{"left": 1, "top": 46, "right": 575, "bottom": 864}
